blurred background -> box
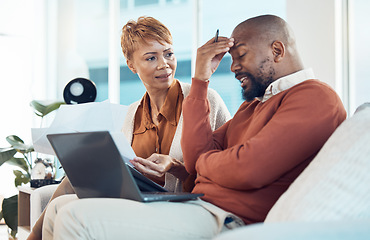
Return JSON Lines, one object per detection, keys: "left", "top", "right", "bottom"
{"left": 0, "top": 0, "right": 369, "bottom": 197}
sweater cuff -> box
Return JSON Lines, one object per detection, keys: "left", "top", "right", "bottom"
{"left": 190, "top": 78, "right": 209, "bottom": 100}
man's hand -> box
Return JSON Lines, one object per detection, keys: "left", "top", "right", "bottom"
{"left": 130, "top": 154, "right": 174, "bottom": 178}
{"left": 194, "top": 37, "right": 234, "bottom": 81}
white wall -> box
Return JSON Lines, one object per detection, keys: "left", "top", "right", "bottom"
{"left": 0, "top": 0, "right": 37, "bottom": 197}
{"left": 286, "top": 0, "right": 344, "bottom": 104}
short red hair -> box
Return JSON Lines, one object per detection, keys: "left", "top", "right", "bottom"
{"left": 121, "top": 16, "right": 173, "bottom": 60}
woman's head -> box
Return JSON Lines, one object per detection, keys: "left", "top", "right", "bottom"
{"left": 121, "top": 16, "right": 173, "bottom": 61}
{"left": 121, "top": 16, "right": 177, "bottom": 93}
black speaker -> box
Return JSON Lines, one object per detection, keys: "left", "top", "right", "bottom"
{"left": 63, "top": 78, "right": 97, "bottom": 104}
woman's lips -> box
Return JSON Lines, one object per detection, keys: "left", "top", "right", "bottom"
{"left": 156, "top": 73, "right": 171, "bottom": 79}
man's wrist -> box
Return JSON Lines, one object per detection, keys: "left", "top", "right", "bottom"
{"left": 189, "top": 78, "right": 209, "bottom": 99}
{"left": 193, "top": 77, "right": 209, "bottom": 82}
{"left": 193, "top": 73, "right": 210, "bottom": 82}
{"left": 168, "top": 158, "right": 189, "bottom": 181}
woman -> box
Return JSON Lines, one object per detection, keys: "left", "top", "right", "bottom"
{"left": 27, "top": 16, "right": 230, "bottom": 240}
{"left": 121, "top": 16, "right": 230, "bottom": 192}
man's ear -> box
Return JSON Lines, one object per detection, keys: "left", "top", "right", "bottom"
{"left": 271, "top": 41, "right": 285, "bottom": 62}
{"left": 127, "top": 60, "right": 137, "bottom": 73}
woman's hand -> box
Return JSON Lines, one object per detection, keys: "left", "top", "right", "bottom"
{"left": 130, "top": 154, "right": 189, "bottom": 181}
{"left": 130, "top": 153, "right": 173, "bottom": 178}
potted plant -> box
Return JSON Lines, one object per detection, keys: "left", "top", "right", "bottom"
{"left": 0, "top": 100, "right": 64, "bottom": 239}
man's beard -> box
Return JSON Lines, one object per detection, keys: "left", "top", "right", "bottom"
{"left": 241, "top": 73, "right": 272, "bottom": 102}
{"left": 237, "top": 57, "right": 276, "bottom": 102}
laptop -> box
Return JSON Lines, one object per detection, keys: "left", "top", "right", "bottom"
{"left": 47, "top": 131, "right": 203, "bottom": 202}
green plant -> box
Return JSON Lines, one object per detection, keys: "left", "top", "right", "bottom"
{"left": 0, "top": 100, "right": 64, "bottom": 238}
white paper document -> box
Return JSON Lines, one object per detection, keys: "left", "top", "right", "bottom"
{"left": 31, "top": 101, "right": 136, "bottom": 164}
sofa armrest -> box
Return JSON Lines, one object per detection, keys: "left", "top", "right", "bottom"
{"left": 214, "top": 221, "right": 370, "bottom": 240}
{"left": 30, "top": 184, "right": 59, "bottom": 228}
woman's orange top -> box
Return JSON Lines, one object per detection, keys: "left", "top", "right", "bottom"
{"left": 131, "top": 80, "right": 183, "bottom": 184}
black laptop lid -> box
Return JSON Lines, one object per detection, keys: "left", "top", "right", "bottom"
{"left": 47, "top": 131, "right": 203, "bottom": 202}
{"left": 47, "top": 131, "right": 142, "bottom": 200}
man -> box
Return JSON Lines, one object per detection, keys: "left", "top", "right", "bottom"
{"left": 180, "top": 14, "right": 347, "bottom": 225}
{"left": 42, "top": 15, "right": 346, "bottom": 240}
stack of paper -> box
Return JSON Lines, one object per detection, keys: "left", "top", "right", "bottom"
{"left": 31, "top": 101, "right": 136, "bottom": 164}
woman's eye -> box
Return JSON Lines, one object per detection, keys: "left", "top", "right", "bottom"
{"left": 239, "top": 53, "right": 246, "bottom": 59}
{"left": 146, "top": 56, "right": 156, "bottom": 61}
{"left": 165, "top": 52, "right": 174, "bottom": 58}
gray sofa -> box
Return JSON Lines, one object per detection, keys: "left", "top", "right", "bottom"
{"left": 30, "top": 184, "right": 58, "bottom": 229}
{"left": 31, "top": 103, "right": 370, "bottom": 239}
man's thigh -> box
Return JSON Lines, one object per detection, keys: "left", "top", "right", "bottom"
{"left": 53, "top": 198, "right": 219, "bottom": 240}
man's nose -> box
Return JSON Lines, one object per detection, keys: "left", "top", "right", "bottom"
{"left": 230, "top": 61, "right": 241, "bottom": 73}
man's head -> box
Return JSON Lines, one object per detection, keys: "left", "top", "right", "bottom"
{"left": 121, "top": 16, "right": 173, "bottom": 61}
{"left": 229, "top": 15, "right": 303, "bottom": 101}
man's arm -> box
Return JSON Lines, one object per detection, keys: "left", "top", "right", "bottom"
{"left": 181, "top": 36, "right": 234, "bottom": 174}
{"left": 181, "top": 79, "right": 229, "bottom": 174}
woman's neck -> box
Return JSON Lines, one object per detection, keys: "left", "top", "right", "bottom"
{"left": 147, "top": 88, "right": 169, "bottom": 125}
{"left": 147, "top": 88, "right": 168, "bottom": 112}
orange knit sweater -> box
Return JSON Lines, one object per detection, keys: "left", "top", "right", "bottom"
{"left": 181, "top": 78, "right": 346, "bottom": 224}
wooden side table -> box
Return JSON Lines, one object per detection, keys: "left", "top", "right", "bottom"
{"left": 18, "top": 186, "right": 34, "bottom": 238}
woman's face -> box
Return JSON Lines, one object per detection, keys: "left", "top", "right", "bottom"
{"left": 127, "top": 39, "right": 177, "bottom": 92}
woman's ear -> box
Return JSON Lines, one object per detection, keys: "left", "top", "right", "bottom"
{"left": 127, "top": 60, "right": 137, "bottom": 74}
{"left": 271, "top": 40, "right": 285, "bottom": 62}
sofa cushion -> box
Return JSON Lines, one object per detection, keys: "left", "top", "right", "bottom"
{"left": 265, "top": 103, "right": 370, "bottom": 222}
{"left": 214, "top": 220, "right": 370, "bottom": 240}
{"left": 30, "top": 184, "right": 59, "bottom": 228}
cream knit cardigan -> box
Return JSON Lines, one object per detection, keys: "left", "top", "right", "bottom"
{"left": 121, "top": 81, "right": 231, "bottom": 192}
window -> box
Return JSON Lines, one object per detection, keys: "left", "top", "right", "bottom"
{"left": 135, "top": 0, "right": 159, "bottom": 7}
{"left": 349, "top": 0, "right": 370, "bottom": 114}
{"left": 201, "top": 0, "right": 286, "bottom": 114}
{"left": 83, "top": 0, "right": 194, "bottom": 106}
{"left": 73, "top": 0, "right": 110, "bottom": 103}
{"left": 116, "top": 0, "right": 193, "bottom": 105}
{"left": 88, "top": 0, "right": 285, "bottom": 114}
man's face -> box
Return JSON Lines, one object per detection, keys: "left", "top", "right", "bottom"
{"left": 229, "top": 30, "right": 275, "bottom": 102}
